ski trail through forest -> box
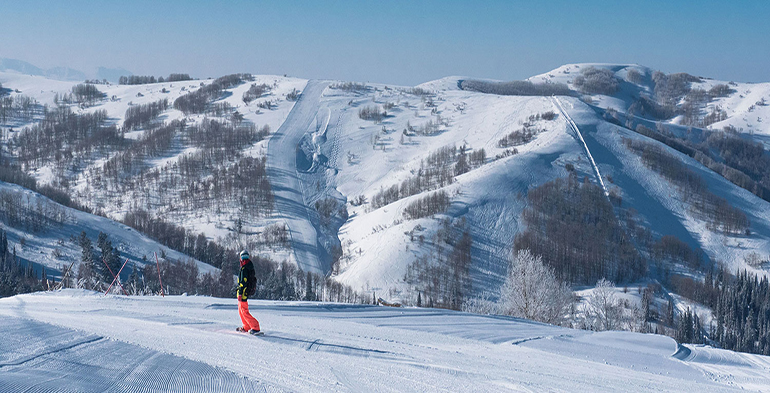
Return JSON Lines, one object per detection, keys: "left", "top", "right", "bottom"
{"left": 266, "top": 80, "right": 330, "bottom": 273}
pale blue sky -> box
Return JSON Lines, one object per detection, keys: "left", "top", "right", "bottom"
{"left": 1, "top": 0, "right": 767, "bottom": 85}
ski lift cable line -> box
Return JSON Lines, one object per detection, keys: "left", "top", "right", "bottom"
{"left": 552, "top": 96, "right": 609, "bottom": 199}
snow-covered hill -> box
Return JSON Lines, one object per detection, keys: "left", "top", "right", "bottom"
{"left": 525, "top": 64, "right": 770, "bottom": 270}
{"left": 529, "top": 63, "right": 770, "bottom": 144}
{"left": 0, "top": 58, "right": 129, "bottom": 83}
{"left": 0, "top": 179, "right": 215, "bottom": 277}
{"left": 1, "top": 290, "right": 769, "bottom": 392}
{"left": 2, "top": 61, "right": 770, "bottom": 303}
{"left": 0, "top": 69, "right": 306, "bottom": 261}
{"left": 321, "top": 79, "right": 582, "bottom": 294}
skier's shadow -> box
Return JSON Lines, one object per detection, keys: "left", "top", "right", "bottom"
{"left": 206, "top": 303, "right": 402, "bottom": 359}
{"left": 259, "top": 332, "right": 396, "bottom": 359}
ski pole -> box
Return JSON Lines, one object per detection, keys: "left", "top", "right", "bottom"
{"left": 104, "top": 258, "right": 130, "bottom": 295}
{"left": 102, "top": 258, "right": 128, "bottom": 295}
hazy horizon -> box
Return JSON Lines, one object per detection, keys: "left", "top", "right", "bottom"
{"left": 2, "top": 0, "right": 768, "bottom": 85}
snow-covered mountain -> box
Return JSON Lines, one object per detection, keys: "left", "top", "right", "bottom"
{"left": 1, "top": 290, "right": 768, "bottom": 392}
{"left": 3, "top": 61, "right": 770, "bottom": 391}
{"left": 1, "top": 62, "right": 769, "bottom": 302}
{"left": 0, "top": 58, "right": 125, "bottom": 82}
{"left": 529, "top": 63, "right": 770, "bottom": 144}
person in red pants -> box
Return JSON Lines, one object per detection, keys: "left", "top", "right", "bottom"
{"left": 236, "top": 250, "right": 261, "bottom": 334}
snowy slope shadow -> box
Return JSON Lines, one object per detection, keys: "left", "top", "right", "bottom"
{"left": 0, "top": 316, "right": 280, "bottom": 393}
{"left": 257, "top": 332, "right": 403, "bottom": 360}
{"left": 206, "top": 303, "right": 404, "bottom": 360}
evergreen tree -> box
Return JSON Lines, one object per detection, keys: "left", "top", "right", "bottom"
{"left": 77, "top": 231, "right": 95, "bottom": 287}
{"left": 641, "top": 287, "right": 653, "bottom": 322}
{"left": 96, "top": 232, "right": 122, "bottom": 282}
{"left": 304, "top": 271, "right": 315, "bottom": 301}
{"left": 454, "top": 144, "right": 469, "bottom": 176}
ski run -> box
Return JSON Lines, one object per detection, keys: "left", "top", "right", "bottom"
{"left": 2, "top": 290, "right": 770, "bottom": 392}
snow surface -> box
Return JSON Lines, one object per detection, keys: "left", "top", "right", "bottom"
{"left": 1, "top": 291, "right": 769, "bottom": 392}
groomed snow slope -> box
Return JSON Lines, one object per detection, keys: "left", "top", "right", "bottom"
{"left": 266, "top": 80, "right": 330, "bottom": 273}
{"left": 1, "top": 291, "right": 769, "bottom": 392}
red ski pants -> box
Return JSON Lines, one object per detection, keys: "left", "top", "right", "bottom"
{"left": 239, "top": 299, "right": 260, "bottom": 331}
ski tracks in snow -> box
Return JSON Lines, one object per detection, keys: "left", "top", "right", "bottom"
{"left": 552, "top": 96, "right": 609, "bottom": 198}
{"left": 4, "top": 292, "right": 766, "bottom": 392}
{"left": 266, "top": 80, "right": 331, "bottom": 273}
{"left": 0, "top": 315, "right": 279, "bottom": 393}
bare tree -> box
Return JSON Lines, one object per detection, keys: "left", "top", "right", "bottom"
{"left": 584, "top": 278, "right": 624, "bottom": 331}
{"left": 498, "top": 249, "right": 573, "bottom": 325}
{"left": 462, "top": 292, "right": 497, "bottom": 315}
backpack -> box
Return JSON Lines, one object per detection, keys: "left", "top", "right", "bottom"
{"left": 245, "top": 261, "right": 257, "bottom": 297}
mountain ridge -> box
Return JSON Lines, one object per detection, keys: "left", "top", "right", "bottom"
{"left": 1, "top": 62, "right": 768, "bottom": 302}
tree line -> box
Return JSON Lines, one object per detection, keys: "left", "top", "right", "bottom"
{"left": 329, "top": 82, "right": 367, "bottom": 92}
{"left": 95, "top": 118, "right": 273, "bottom": 218}
{"left": 713, "top": 270, "right": 770, "bottom": 355}
{"left": 702, "top": 130, "right": 770, "bottom": 195}
{"left": 0, "top": 94, "right": 39, "bottom": 124}
{"left": 497, "top": 112, "right": 556, "bottom": 148}
{"left": 123, "top": 99, "right": 169, "bottom": 130}
{"left": 0, "top": 162, "right": 90, "bottom": 212}
{"left": 122, "top": 209, "right": 235, "bottom": 271}
{"left": 460, "top": 79, "right": 571, "bottom": 96}
{"left": 666, "top": 267, "right": 770, "bottom": 356}
{"left": 173, "top": 73, "right": 253, "bottom": 115}
{"left": 71, "top": 83, "right": 106, "bottom": 107}
{"left": 14, "top": 106, "right": 121, "bottom": 167}
{"left": 358, "top": 106, "right": 386, "bottom": 123}
{"left": 242, "top": 83, "right": 272, "bottom": 104}
{"left": 402, "top": 190, "right": 450, "bottom": 220}
{"left": 573, "top": 67, "right": 619, "bottom": 95}
{"left": 119, "top": 74, "right": 193, "bottom": 85}
{"left": 628, "top": 124, "right": 770, "bottom": 204}
{"left": 498, "top": 126, "right": 537, "bottom": 148}
{"left": 514, "top": 174, "right": 646, "bottom": 285}
{"left": 100, "top": 121, "right": 182, "bottom": 181}
{"left": 1, "top": 225, "right": 366, "bottom": 307}
{"left": 0, "top": 189, "right": 67, "bottom": 232}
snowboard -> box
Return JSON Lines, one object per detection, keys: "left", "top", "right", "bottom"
{"left": 236, "top": 327, "right": 264, "bottom": 336}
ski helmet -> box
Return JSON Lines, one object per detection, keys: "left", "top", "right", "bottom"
{"left": 240, "top": 250, "right": 250, "bottom": 260}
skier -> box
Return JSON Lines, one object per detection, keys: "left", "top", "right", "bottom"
{"left": 236, "top": 250, "right": 261, "bottom": 335}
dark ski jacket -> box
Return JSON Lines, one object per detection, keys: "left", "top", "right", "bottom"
{"left": 238, "top": 258, "right": 256, "bottom": 301}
